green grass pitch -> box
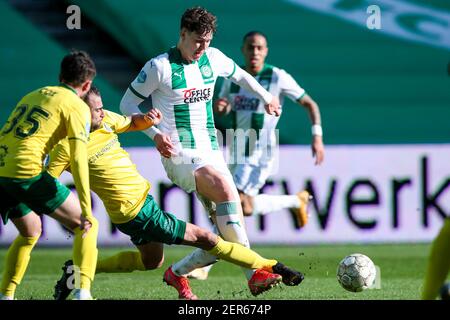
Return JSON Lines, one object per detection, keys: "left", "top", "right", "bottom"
{"left": 0, "top": 243, "right": 438, "bottom": 300}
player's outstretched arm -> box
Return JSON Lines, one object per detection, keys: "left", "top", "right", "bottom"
{"left": 264, "top": 95, "right": 281, "bottom": 117}
{"left": 46, "top": 142, "right": 71, "bottom": 178}
{"left": 298, "top": 94, "right": 325, "bottom": 165}
{"left": 311, "top": 135, "right": 325, "bottom": 165}
{"left": 230, "top": 66, "right": 280, "bottom": 116}
{"left": 68, "top": 138, "right": 92, "bottom": 218}
{"left": 120, "top": 88, "right": 162, "bottom": 140}
{"left": 154, "top": 133, "right": 176, "bottom": 159}
{"left": 126, "top": 108, "right": 163, "bottom": 132}
{"left": 121, "top": 89, "right": 175, "bottom": 157}
{"left": 120, "top": 87, "right": 145, "bottom": 115}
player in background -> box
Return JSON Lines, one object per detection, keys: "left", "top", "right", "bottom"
{"left": 119, "top": 7, "right": 305, "bottom": 299}
{"left": 216, "top": 30, "right": 324, "bottom": 223}
{"left": 421, "top": 60, "right": 450, "bottom": 300}
{"left": 0, "top": 50, "right": 98, "bottom": 300}
{"left": 188, "top": 31, "right": 325, "bottom": 281}
{"left": 51, "top": 87, "right": 303, "bottom": 300}
{"left": 421, "top": 218, "right": 450, "bottom": 299}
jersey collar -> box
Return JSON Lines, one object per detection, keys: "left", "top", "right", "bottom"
{"left": 245, "top": 63, "right": 270, "bottom": 76}
{"left": 59, "top": 82, "right": 78, "bottom": 95}
{"left": 171, "top": 47, "right": 197, "bottom": 65}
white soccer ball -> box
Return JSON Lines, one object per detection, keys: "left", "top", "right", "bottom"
{"left": 336, "top": 253, "right": 376, "bottom": 292}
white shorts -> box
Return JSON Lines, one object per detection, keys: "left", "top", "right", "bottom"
{"left": 230, "top": 162, "right": 274, "bottom": 197}
{"left": 161, "top": 149, "right": 239, "bottom": 214}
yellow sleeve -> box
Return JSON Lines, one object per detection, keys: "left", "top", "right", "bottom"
{"left": 67, "top": 105, "right": 92, "bottom": 217}
{"left": 104, "top": 110, "right": 132, "bottom": 133}
{"left": 46, "top": 140, "right": 71, "bottom": 178}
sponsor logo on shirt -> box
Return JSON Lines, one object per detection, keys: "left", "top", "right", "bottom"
{"left": 200, "top": 65, "right": 212, "bottom": 78}
{"left": 226, "top": 221, "right": 241, "bottom": 227}
{"left": 234, "top": 95, "right": 260, "bottom": 111}
{"left": 89, "top": 136, "right": 118, "bottom": 164}
{"left": 137, "top": 70, "right": 147, "bottom": 83}
{"left": 191, "top": 157, "right": 202, "bottom": 164}
{"left": 182, "top": 87, "right": 212, "bottom": 103}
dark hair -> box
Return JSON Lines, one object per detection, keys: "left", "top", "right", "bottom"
{"left": 243, "top": 31, "right": 268, "bottom": 43}
{"left": 83, "top": 85, "right": 101, "bottom": 104}
{"left": 59, "top": 50, "right": 96, "bottom": 87}
{"left": 180, "top": 7, "right": 217, "bottom": 35}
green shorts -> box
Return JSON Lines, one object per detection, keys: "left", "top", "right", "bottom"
{"left": 115, "top": 194, "right": 186, "bottom": 246}
{"left": 0, "top": 171, "right": 70, "bottom": 224}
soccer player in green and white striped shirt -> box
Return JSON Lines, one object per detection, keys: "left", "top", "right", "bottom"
{"left": 120, "top": 7, "right": 304, "bottom": 299}
{"left": 188, "top": 31, "right": 325, "bottom": 282}
{"left": 215, "top": 31, "right": 325, "bottom": 227}
{"left": 214, "top": 31, "right": 325, "bottom": 226}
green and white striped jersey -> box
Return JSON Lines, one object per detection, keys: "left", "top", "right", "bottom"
{"left": 129, "top": 47, "right": 238, "bottom": 151}
{"left": 219, "top": 64, "right": 305, "bottom": 163}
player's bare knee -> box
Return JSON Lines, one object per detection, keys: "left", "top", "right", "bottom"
{"left": 205, "top": 174, "right": 233, "bottom": 199}
{"left": 243, "top": 197, "right": 253, "bottom": 215}
{"left": 29, "top": 227, "right": 42, "bottom": 238}
{"left": 28, "top": 220, "right": 43, "bottom": 238}
{"left": 239, "top": 193, "right": 254, "bottom": 216}
{"left": 242, "top": 206, "right": 253, "bottom": 216}
{"left": 13, "top": 213, "right": 43, "bottom": 238}
{"left": 19, "top": 226, "right": 42, "bottom": 238}
{"left": 196, "top": 166, "right": 234, "bottom": 201}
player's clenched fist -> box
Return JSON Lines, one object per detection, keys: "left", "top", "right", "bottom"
{"left": 214, "top": 98, "right": 231, "bottom": 116}
{"left": 144, "top": 108, "right": 163, "bottom": 126}
{"left": 264, "top": 95, "right": 281, "bottom": 117}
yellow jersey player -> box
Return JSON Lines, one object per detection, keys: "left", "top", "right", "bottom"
{"left": 50, "top": 87, "right": 304, "bottom": 300}
{"left": 422, "top": 218, "right": 450, "bottom": 299}
{"left": 0, "top": 50, "right": 98, "bottom": 300}
{"left": 119, "top": 6, "right": 294, "bottom": 299}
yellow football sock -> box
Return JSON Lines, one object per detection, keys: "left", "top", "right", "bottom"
{"left": 72, "top": 216, "right": 99, "bottom": 291}
{"left": 0, "top": 234, "right": 40, "bottom": 298}
{"left": 96, "top": 251, "right": 145, "bottom": 273}
{"left": 207, "top": 237, "right": 277, "bottom": 270}
{"left": 422, "top": 219, "right": 450, "bottom": 299}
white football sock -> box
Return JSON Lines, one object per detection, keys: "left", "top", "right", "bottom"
{"left": 253, "top": 194, "right": 300, "bottom": 215}
{"left": 73, "top": 288, "right": 92, "bottom": 300}
{"left": 214, "top": 202, "right": 254, "bottom": 280}
{"left": 200, "top": 264, "right": 213, "bottom": 273}
{"left": 173, "top": 201, "right": 255, "bottom": 280}
{"left": 172, "top": 225, "right": 219, "bottom": 276}
{"left": 0, "top": 293, "right": 13, "bottom": 300}
{"left": 172, "top": 248, "right": 218, "bottom": 276}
